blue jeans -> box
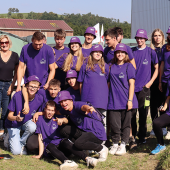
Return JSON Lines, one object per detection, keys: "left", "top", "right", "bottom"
{"left": 0, "top": 80, "right": 11, "bottom": 130}
{"left": 7, "top": 120, "right": 36, "bottom": 155}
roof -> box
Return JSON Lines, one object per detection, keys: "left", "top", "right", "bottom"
{"left": 0, "top": 18, "right": 73, "bottom": 31}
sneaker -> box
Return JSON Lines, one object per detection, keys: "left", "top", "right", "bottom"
{"left": 86, "top": 157, "right": 98, "bottom": 167}
{"left": 162, "top": 128, "right": 168, "bottom": 136}
{"left": 165, "top": 131, "right": 170, "bottom": 139}
{"left": 98, "top": 145, "right": 108, "bottom": 162}
{"left": 0, "top": 133, "right": 6, "bottom": 141}
{"left": 129, "top": 140, "right": 137, "bottom": 150}
{"left": 109, "top": 145, "right": 118, "bottom": 155}
{"left": 150, "top": 129, "right": 155, "bottom": 136}
{"left": 151, "top": 144, "right": 166, "bottom": 155}
{"left": 4, "top": 133, "right": 9, "bottom": 149}
{"left": 60, "top": 160, "right": 78, "bottom": 170}
{"left": 115, "top": 145, "right": 126, "bottom": 156}
{"left": 20, "top": 146, "right": 27, "bottom": 155}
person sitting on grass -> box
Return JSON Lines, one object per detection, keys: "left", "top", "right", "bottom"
{"left": 5, "top": 75, "right": 43, "bottom": 155}
{"left": 32, "top": 100, "right": 98, "bottom": 170}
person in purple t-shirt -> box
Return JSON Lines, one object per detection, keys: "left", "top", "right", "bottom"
{"left": 58, "top": 91, "right": 108, "bottom": 162}
{"left": 66, "top": 70, "right": 81, "bottom": 101}
{"left": 82, "top": 27, "right": 96, "bottom": 57}
{"left": 103, "top": 28, "right": 136, "bottom": 69}
{"left": 55, "top": 37, "right": 87, "bottom": 73}
{"left": 77, "top": 44, "right": 109, "bottom": 131}
{"left": 53, "top": 29, "right": 70, "bottom": 90}
{"left": 16, "top": 31, "right": 55, "bottom": 92}
{"left": 107, "top": 43, "right": 138, "bottom": 156}
{"left": 5, "top": 75, "right": 43, "bottom": 155}
{"left": 32, "top": 100, "right": 98, "bottom": 169}
{"left": 131, "top": 29, "right": 158, "bottom": 146}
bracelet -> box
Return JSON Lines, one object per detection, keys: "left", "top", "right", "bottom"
{"left": 128, "top": 99, "right": 132, "bottom": 102}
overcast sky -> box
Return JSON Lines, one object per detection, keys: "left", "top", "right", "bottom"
{"left": 0, "top": 0, "right": 131, "bottom": 23}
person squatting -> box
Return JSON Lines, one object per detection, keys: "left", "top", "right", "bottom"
{"left": 1, "top": 25, "right": 170, "bottom": 170}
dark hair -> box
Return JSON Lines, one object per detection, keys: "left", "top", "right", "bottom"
{"left": 54, "top": 29, "right": 66, "bottom": 38}
{"left": 111, "top": 52, "right": 130, "bottom": 65}
{"left": 45, "top": 100, "right": 56, "bottom": 109}
{"left": 49, "top": 79, "right": 61, "bottom": 87}
{"left": 32, "top": 31, "right": 44, "bottom": 41}
{"left": 104, "top": 28, "right": 118, "bottom": 38}
{"left": 166, "top": 36, "right": 170, "bottom": 52}
{"left": 42, "top": 34, "right": 46, "bottom": 41}
{"left": 113, "top": 27, "right": 123, "bottom": 35}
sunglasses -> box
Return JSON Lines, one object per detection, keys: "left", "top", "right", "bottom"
{"left": 0, "top": 41, "right": 9, "bottom": 45}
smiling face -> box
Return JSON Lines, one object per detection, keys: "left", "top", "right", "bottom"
{"left": 105, "top": 35, "right": 117, "bottom": 47}
{"left": 136, "top": 37, "right": 146, "bottom": 48}
{"left": 115, "top": 50, "right": 126, "bottom": 62}
{"left": 0, "top": 38, "right": 10, "bottom": 52}
{"left": 67, "top": 77, "right": 77, "bottom": 87}
{"left": 70, "top": 43, "right": 80, "bottom": 52}
{"left": 48, "top": 85, "right": 60, "bottom": 98}
{"left": 91, "top": 51, "right": 103, "bottom": 62}
{"left": 44, "top": 105, "right": 56, "bottom": 119}
{"left": 60, "top": 99, "right": 73, "bottom": 111}
{"left": 84, "top": 33, "right": 95, "bottom": 44}
{"left": 27, "top": 81, "right": 40, "bottom": 96}
{"left": 153, "top": 31, "right": 163, "bottom": 45}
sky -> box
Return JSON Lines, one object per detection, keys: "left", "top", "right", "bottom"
{"left": 0, "top": 0, "right": 132, "bottom": 23}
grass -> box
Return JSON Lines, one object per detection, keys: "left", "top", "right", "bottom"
{"left": 1, "top": 113, "right": 170, "bottom": 170}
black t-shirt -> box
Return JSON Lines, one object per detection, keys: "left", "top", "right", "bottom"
{"left": 0, "top": 51, "right": 19, "bottom": 81}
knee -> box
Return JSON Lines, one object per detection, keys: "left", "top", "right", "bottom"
{"left": 74, "top": 140, "right": 83, "bottom": 150}
{"left": 11, "top": 147, "right": 21, "bottom": 155}
{"left": 27, "top": 123, "right": 36, "bottom": 134}
{"left": 153, "top": 119, "right": 161, "bottom": 129}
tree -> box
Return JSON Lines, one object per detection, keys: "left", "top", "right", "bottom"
{"left": 17, "top": 13, "right": 23, "bottom": 19}
{"left": 15, "top": 8, "right": 19, "bottom": 13}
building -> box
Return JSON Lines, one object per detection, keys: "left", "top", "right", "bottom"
{"left": 0, "top": 18, "right": 73, "bottom": 38}
{"left": 131, "top": 0, "right": 170, "bottom": 39}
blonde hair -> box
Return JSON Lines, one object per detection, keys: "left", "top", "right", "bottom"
{"left": 86, "top": 53, "right": 105, "bottom": 74}
{"left": 150, "top": 29, "right": 165, "bottom": 50}
{"left": 111, "top": 52, "right": 130, "bottom": 65}
{"left": 0, "top": 35, "right": 12, "bottom": 49}
{"left": 63, "top": 47, "right": 84, "bottom": 72}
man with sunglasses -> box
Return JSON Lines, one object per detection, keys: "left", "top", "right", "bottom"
{"left": 5, "top": 75, "right": 43, "bottom": 155}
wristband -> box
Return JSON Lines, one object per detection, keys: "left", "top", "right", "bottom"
{"left": 128, "top": 99, "right": 132, "bottom": 102}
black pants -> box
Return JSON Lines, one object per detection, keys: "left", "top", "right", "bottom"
{"left": 108, "top": 110, "right": 131, "bottom": 144}
{"left": 131, "top": 87, "right": 150, "bottom": 140}
{"left": 153, "top": 113, "right": 170, "bottom": 145}
{"left": 46, "top": 139, "right": 87, "bottom": 163}
{"left": 60, "top": 124, "right": 103, "bottom": 152}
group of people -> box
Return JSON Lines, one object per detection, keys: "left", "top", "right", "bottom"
{"left": 0, "top": 25, "right": 170, "bottom": 169}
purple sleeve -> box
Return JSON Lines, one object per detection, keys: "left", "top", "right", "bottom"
{"left": 126, "top": 45, "right": 134, "bottom": 60}
{"left": 74, "top": 101, "right": 87, "bottom": 111}
{"left": 56, "top": 54, "right": 67, "bottom": 68}
{"left": 8, "top": 94, "right": 16, "bottom": 112}
{"left": 48, "top": 47, "right": 55, "bottom": 65}
{"left": 77, "top": 64, "right": 86, "bottom": 83}
{"left": 127, "top": 63, "right": 136, "bottom": 80}
{"left": 151, "top": 49, "right": 158, "bottom": 64}
{"left": 19, "top": 47, "right": 25, "bottom": 63}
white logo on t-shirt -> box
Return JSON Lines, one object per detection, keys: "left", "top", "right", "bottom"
{"left": 77, "top": 118, "right": 82, "bottom": 124}
{"left": 119, "top": 72, "right": 124, "bottom": 78}
{"left": 143, "top": 59, "right": 148, "bottom": 65}
{"left": 31, "top": 110, "right": 36, "bottom": 116}
{"left": 99, "top": 72, "right": 105, "bottom": 76}
{"left": 40, "top": 58, "right": 46, "bottom": 64}
{"left": 52, "top": 124, "right": 57, "bottom": 130}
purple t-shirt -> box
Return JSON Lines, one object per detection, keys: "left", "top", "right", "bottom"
{"left": 53, "top": 46, "right": 70, "bottom": 86}
{"left": 104, "top": 45, "right": 134, "bottom": 64}
{"left": 161, "top": 44, "right": 170, "bottom": 83}
{"left": 20, "top": 43, "right": 54, "bottom": 86}
{"left": 108, "top": 63, "right": 138, "bottom": 110}
{"left": 38, "top": 89, "right": 60, "bottom": 111}
{"left": 66, "top": 86, "right": 81, "bottom": 101}
{"left": 77, "top": 63, "right": 109, "bottom": 110}
{"left": 35, "top": 115, "right": 63, "bottom": 155}
{"left": 132, "top": 46, "right": 158, "bottom": 92}
{"left": 82, "top": 47, "right": 92, "bottom": 57}
{"left": 5, "top": 91, "right": 43, "bottom": 128}
{"left": 60, "top": 101, "right": 106, "bottom": 141}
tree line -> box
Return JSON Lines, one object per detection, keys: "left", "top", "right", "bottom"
{"left": 0, "top": 11, "right": 131, "bottom": 38}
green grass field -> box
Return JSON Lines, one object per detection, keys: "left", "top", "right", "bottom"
{"left": 1, "top": 114, "right": 170, "bottom": 170}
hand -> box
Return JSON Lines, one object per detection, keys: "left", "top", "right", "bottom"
{"left": 16, "top": 86, "right": 21, "bottom": 92}
{"left": 127, "top": 101, "right": 133, "bottom": 111}
{"left": 53, "top": 117, "right": 63, "bottom": 126}
{"left": 85, "top": 106, "right": 96, "bottom": 115}
{"left": 32, "top": 155, "right": 41, "bottom": 159}
{"left": 22, "top": 102, "right": 30, "bottom": 115}
{"left": 145, "top": 82, "right": 151, "bottom": 89}
{"left": 7, "top": 84, "right": 14, "bottom": 96}
{"left": 160, "top": 105, "right": 167, "bottom": 112}
{"left": 158, "top": 83, "right": 163, "bottom": 92}
{"left": 43, "top": 83, "right": 48, "bottom": 90}
{"left": 16, "top": 111, "right": 24, "bottom": 122}
{"left": 32, "top": 112, "right": 39, "bottom": 123}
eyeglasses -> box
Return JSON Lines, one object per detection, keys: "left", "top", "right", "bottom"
{"left": 28, "top": 86, "right": 39, "bottom": 90}
{"left": 0, "top": 41, "right": 9, "bottom": 45}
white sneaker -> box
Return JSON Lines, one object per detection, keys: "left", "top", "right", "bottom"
{"left": 162, "top": 128, "right": 167, "bottom": 136}
{"left": 109, "top": 145, "right": 118, "bottom": 155}
{"left": 20, "top": 146, "right": 27, "bottom": 155}
{"left": 115, "top": 145, "right": 126, "bottom": 156}
{"left": 4, "top": 133, "right": 9, "bottom": 149}
{"left": 150, "top": 129, "right": 155, "bottom": 136}
{"left": 165, "top": 131, "right": 170, "bottom": 139}
{"left": 0, "top": 133, "right": 6, "bottom": 141}
{"left": 98, "top": 145, "right": 108, "bottom": 162}
{"left": 86, "top": 157, "right": 98, "bottom": 167}
{"left": 60, "top": 160, "right": 78, "bottom": 170}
